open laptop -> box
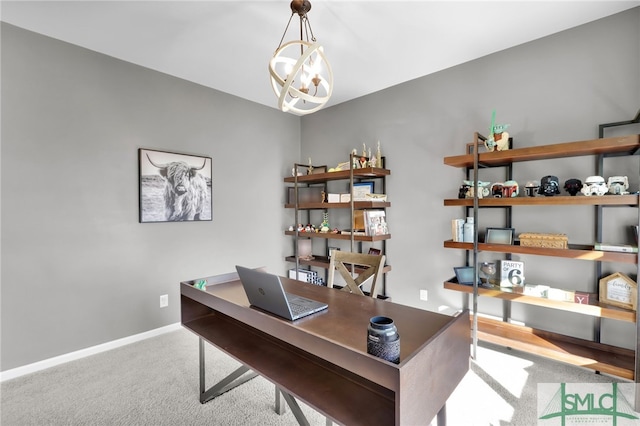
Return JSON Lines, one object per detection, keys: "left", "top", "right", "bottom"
{"left": 236, "top": 265, "right": 328, "bottom": 320}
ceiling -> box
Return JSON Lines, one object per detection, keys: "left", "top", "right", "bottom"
{"left": 2, "top": 1, "right": 638, "bottom": 113}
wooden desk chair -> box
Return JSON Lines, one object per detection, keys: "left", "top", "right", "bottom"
{"left": 327, "top": 250, "right": 386, "bottom": 299}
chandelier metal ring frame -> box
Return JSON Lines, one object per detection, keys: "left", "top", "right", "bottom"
{"left": 268, "top": 1, "right": 333, "bottom": 115}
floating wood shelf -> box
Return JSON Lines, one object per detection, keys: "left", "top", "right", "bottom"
{"left": 444, "top": 135, "right": 640, "bottom": 168}
{"left": 285, "top": 255, "right": 392, "bottom": 274}
{"left": 444, "top": 194, "right": 638, "bottom": 207}
{"left": 284, "top": 167, "right": 390, "bottom": 184}
{"left": 285, "top": 230, "right": 391, "bottom": 242}
{"left": 443, "top": 240, "right": 638, "bottom": 264}
{"left": 472, "top": 315, "right": 635, "bottom": 380}
{"left": 285, "top": 201, "right": 391, "bottom": 209}
{"left": 444, "top": 281, "right": 635, "bottom": 322}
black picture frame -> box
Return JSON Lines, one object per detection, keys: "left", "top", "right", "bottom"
{"left": 139, "top": 148, "right": 212, "bottom": 223}
{"left": 485, "top": 227, "right": 515, "bottom": 245}
{"left": 454, "top": 266, "right": 476, "bottom": 285}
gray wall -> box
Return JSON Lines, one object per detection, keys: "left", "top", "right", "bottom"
{"left": 300, "top": 8, "right": 640, "bottom": 346}
{"left": 2, "top": 7, "right": 639, "bottom": 372}
{"left": 1, "top": 23, "right": 300, "bottom": 371}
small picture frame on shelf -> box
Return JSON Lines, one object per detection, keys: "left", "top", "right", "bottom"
{"left": 352, "top": 181, "right": 375, "bottom": 201}
{"left": 485, "top": 227, "right": 515, "bottom": 245}
{"left": 368, "top": 248, "right": 381, "bottom": 255}
{"left": 454, "top": 266, "right": 476, "bottom": 285}
{"left": 599, "top": 272, "right": 637, "bottom": 311}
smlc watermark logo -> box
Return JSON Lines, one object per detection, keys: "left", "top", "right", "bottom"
{"left": 538, "top": 383, "right": 640, "bottom": 425}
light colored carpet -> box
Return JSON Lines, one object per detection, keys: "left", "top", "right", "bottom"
{"left": 1, "top": 328, "right": 618, "bottom": 425}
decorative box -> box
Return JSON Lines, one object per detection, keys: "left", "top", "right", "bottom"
{"left": 518, "top": 232, "right": 568, "bottom": 249}
{"left": 327, "top": 193, "right": 342, "bottom": 203}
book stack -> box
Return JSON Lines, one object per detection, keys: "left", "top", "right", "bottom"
{"left": 451, "top": 219, "right": 465, "bottom": 242}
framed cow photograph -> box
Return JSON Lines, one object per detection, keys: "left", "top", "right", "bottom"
{"left": 138, "top": 148, "right": 213, "bottom": 223}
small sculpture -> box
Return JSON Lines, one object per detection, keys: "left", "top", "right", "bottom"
{"left": 539, "top": 176, "right": 561, "bottom": 196}
{"left": 564, "top": 179, "right": 583, "bottom": 196}
{"left": 462, "top": 180, "right": 491, "bottom": 198}
{"left": 319, "top": 212, "right": 331, "bottom": 232}
{"left": 484, "top": 110, "right": 511, "bottom": 152}
{"left": 377, "top": 141, "right": 382, "bottom": 168}
{"left": 491, "top": 182, "right": 504, "bottom": 198}
{"left": 607, "top": 176, "right": 629, "bottom": 195}
{"left": 524, "top": 181, "right": 540, "bottom": 197}
{"left": 307, "top": 157, "right": 313, "bottom": 175}
{"left": 581, "top": 176, "right": 608, "bottom": 196}
{"left": 502, "top": 180, "right": 519, "bottom": 197}
{"left": 369, "top": 149, "right": 377, "bottom": 168}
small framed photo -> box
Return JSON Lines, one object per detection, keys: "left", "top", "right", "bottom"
{"left": 454, "top": 266, "right": 476, "bottom": 285}
{"left": 368, "top": 248, "right": 381, "bottom": 255}
{"left": 485, "top": 227, "right": 515, "bottom": 245}
{"left": 352, "top": 181, "right": 374, "bottom": 201}
{"left": 599, "top": 272, "right": 637, "bottom": 311}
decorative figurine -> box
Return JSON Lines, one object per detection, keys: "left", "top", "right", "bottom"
{"left": 524, "top": 181, "right": 540, "bottom": 197}
{"left": 607, "top": 176, "right": 629, "bottom": 195}
{"left": 502, "top": 180, "right": 519, "bottom": 197}
{"left": 581, "top": 176, "right": 608, "bottom": 196}
{"left": 539, "top": 175, "right": 561, "bottom": 196}
{"left": 352, "top": 149, "right": 359, "bottom": 169}
{"left": 458, "top": 184, "right": 471, "bottom": 199}
{"left": 564, "top": 178, "right": 583, "bottom": 196}
{"left": 368, "top": 148, "right": 376, "bottom": 167}
{"left": 491, "top": 182, "right": 504, "bottom": 198}
{"left": 307, "top": 157, "right": 314, "bottom": 175}
{"left": 377, "top": 140, "right": 382, "bottom": 168}
{"left": 462, "top": 180, "right": 491, "bottom": 198}
{"left": 320, "top": 212, "right": 331, "bottom": 232}
{"left": 484, "top": 110, "right": 511, "bottom": 152}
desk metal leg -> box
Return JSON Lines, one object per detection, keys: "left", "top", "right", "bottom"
{"left": 279, "top": 390, "right": 311, "bottom": 426}
{"left": 437, "top": 403, "right": 446, "bottom": 426}
{"left": 275, "top": 387, "right": 287, "bottom": 415}
{"left": 199, "top": 337, "right": 258, "bottom": 404}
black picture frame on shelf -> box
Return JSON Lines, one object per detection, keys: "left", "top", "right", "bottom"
{"left": 139, "top": 148, "right": 213, "bottom": 223}
{"left": 485, "top": 227, "right": 515, "bottom": 245}
{"left": 454, "top": 266, "right": 476, "bottom": 285}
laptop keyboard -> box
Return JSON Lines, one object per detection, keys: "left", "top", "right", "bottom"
{"left": 289, "top": 302, "right": 309, "bottom": 316}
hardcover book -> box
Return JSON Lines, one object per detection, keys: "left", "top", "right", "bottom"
{"left": 364, "top": 210, "right": 388, "bottom": 236}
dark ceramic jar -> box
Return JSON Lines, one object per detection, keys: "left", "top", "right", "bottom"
{"left": 367, "top": 316, "right": 400, "bottom": 364}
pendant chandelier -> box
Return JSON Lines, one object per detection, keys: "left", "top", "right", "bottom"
{"left": 268, "top": 0, "right": 333, "bottom": 115}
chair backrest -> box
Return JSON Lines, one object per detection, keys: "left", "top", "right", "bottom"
{"left": 327, "top": 250, "right": 386, "bottom": 298}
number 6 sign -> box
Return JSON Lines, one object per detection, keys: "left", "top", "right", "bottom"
{"left": 500, "top": 261, "right": 525, "bottom": 288}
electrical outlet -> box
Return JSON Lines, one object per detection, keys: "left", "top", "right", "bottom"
{"left": 160, "top": 294, "right": 169, "bottom": 308}
{"left": 419, "top": 289, "right": 428, "bottom": 301}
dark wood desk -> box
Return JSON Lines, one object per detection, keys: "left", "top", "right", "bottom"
{"left": 180, "top": 272, "right": 469, "bottom": 425}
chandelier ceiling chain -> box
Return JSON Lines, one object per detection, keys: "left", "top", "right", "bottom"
{"left": 268, "top": 0, "right": 334, "bottom": 115}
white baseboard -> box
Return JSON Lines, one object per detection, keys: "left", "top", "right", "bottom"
{"left": 0, "top": 322, "right": 182, "bottom": 382}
